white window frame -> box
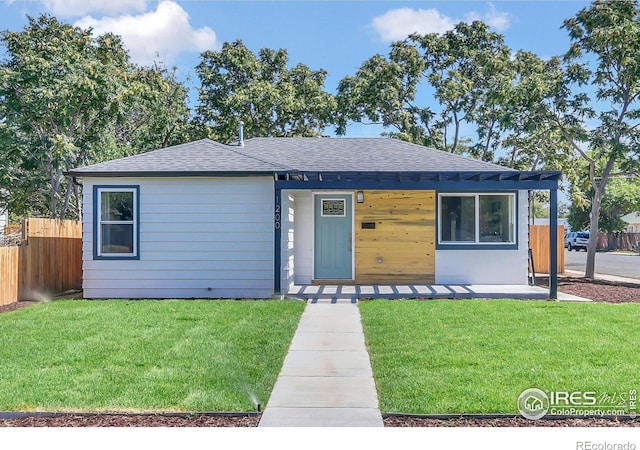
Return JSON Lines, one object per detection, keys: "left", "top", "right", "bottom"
{"left": 96, "top": 187, "right": 138, "bottom": 258}
{"left": 438, "top": 192, "right": 516, "bottom": 246}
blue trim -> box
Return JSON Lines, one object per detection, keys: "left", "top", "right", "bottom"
{"left": 550, "top": 188, "right": 558, "bottom": 299}
{"left": 435, "top": 191, "right": 519, "bottom": 251}
{"left": 93, "top": 185, "right": 140, "bottom": 261}
{"left": 436, "top": 243, "right": 519, "bottom": 251}
{"left": 275, "top": 179, "right": 559, "bottom": 191}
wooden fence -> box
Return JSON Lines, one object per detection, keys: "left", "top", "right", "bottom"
{"left": 597, "top": 232, "right": 640, "bottom": 251}
{"left": 0, "top": 218, "right": 82, "bottom": 306}
{"left": 529, "top": 225, "right": 565, "bottom": 275}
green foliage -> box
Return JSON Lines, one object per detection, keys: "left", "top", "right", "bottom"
{"left": 195, "top": 40, "right": 336, "bottom": 143}
{"left": 568, "top": 176, "right": 640, "bottom": 232}
{"left": 335, "top": 21, "right": 577, "bottom": 178}
{"left": 0, "top": 15, "right": 191, "bottom": 219}
{"left": 555, "top": 0, "right": 640, "bottom": 276}
{"left": 114, "top": 63, "right": 191, "bottom": 155}
{"left": 413, "top": 21, "right": 513, "bottom": 157}
{"left": 335, "top": 40, "right": 435, "bottom": 146}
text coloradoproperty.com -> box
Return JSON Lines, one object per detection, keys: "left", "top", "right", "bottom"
{"left": 550, "top": 408, "right": 628, "bottom": 416}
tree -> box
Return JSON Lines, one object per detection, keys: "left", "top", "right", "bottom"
{"left": 195, "top": 40, "right": 336, "bottom": 143}
{"left": 0, "top": 15, "right": 191, "bottom": 219}
{"left": 497, "top": 52, "right": 577, "bottom": 175}
{"left": 412, "top": 21, "right": 513, "bottom": 157}
{"left": 335, "top": 40, "right": 437, "bottom": 146}
{"left": 568, "top": 176, "right": 640, "bottom": 234}
{"left": 0, "top": 16, "right": 132, "bottom": 218}
{"left": 336, "top": 21, "right": 514, "bottom": 156}
{"left": 547, "top": 0, "right": 640, "bottom": 277}
{"left": 114, "top": 62, "right": 191, "bottom": 155}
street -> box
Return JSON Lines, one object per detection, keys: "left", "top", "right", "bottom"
{"left": 564, "top": 250, "right": 640, "bottom": 280}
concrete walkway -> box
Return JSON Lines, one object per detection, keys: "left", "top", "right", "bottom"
{"left": 258, "top": 299, "right": 383, "bottom": 427}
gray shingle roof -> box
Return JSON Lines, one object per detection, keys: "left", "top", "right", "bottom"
{"left": 67, "top": 137, "right": 514, "bottom": 177}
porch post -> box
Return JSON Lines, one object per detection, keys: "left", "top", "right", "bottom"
{"left": 274, "top": 186, "right": 282, "bottom": 296}
{"left": 549, "top": 187, "right": 558, "bottom": 299}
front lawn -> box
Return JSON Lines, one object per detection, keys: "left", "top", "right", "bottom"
{"left": 360, "top": 300, "right": 640, "bottom": 414}
{"left": 0, "top": 299, "right": 304, "bottom": 412}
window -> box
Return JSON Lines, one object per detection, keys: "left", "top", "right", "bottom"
{"left": 439, "top": 193, "right": 515, "bottom": 246}
{"left": 94, "top": 186, "right": 139, "bottom": 259}
{"left": 321, "top": 199, "right": 346, "bottom": 217}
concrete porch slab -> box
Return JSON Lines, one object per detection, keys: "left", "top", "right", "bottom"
{"left": 288, "top": 284, "right": 552, "bottom": 300}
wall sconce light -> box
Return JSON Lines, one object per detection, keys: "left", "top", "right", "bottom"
{"left": 357, "top": 191, "right": 364, "bottom": 203}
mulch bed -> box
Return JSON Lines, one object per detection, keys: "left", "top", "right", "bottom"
{"left": 1, "top": 279, "right": 637, "bottom": 427}
{"left": 0, "top": 413, "right": 259, "bottom": 427}
{"left": 384, "top": 416, "right": 640, "bottom": 427}
{"left": 0, "top": 301, "right": 39, "bottom": 315}
{"left": 536, "top": 276, "right": 640, "bottom": 303}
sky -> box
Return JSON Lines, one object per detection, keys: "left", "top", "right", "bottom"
{"left": 0, "top": 0, "right": 592, "bottom": 133}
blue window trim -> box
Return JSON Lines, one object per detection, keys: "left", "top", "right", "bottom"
{"left": 93, "top": 185, "right": 140, "bottom": 260}
{"left": 436, "top": 190, "right": 519, "bottom": 251}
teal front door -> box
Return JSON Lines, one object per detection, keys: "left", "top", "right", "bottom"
{"left": 314, "top": 194, "right": 353, "bottom": 279}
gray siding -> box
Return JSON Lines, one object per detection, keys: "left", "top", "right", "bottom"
{"left": 82, "top": 177, "right": 274, "bottom": 298}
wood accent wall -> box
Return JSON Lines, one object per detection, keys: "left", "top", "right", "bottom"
{"left": 355, "top": 190, "right": 435, "bottom": 284}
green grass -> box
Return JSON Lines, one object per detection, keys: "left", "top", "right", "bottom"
{"left": 359, "top": 299, "right": 640, "bottom": 414}
{"left": 0, "top": 299, "right": 305, "bottom": 412}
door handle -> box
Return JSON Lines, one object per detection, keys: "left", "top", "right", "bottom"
{"left": 348, "top": 232, "right": 352, "bottom": 253}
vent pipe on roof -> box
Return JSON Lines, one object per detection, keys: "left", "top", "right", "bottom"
{"left": 238, "top": 121, "right": 244, "bottom": 147}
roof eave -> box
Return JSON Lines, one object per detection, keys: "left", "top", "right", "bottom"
{"left": 65, "top": 170, "right": 276, "bottom": 178}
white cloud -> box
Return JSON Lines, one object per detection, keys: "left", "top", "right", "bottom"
{"left": 467, "top": 3, "right": 511, "bottom": 32}
{"left": 75, "top": 1, "right": 218, "bottom": 66}
{"left": 371, "top": 7, "right": 457, "bottom": 41}
{"left": 42, "top": 0, "right": 147, "bottom": 17}
{"left": 371, "top": 4, "right": 512, "bottom": 42}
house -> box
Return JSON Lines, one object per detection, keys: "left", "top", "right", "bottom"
{"left": 622, "top": 212, "right": 640, "bottom": 233}
{"left": 66, "top": 137, "right": 561, "bottom": 299}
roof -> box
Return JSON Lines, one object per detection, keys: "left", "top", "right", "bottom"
{"left": 66, "top": 137, "right": 515, "bottom": 177}
{"left": 622, "top": 212, "right": 640, "bottom": 224}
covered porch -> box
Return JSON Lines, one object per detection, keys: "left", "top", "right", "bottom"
{"left": 274, "top": 170, "right": 563, "bottom": 299}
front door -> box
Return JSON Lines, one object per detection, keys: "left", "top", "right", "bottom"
{"left": 314, "top": 194, "right": 353, "bottom": 279}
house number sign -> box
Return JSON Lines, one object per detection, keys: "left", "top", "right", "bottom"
{"left": 274, "top": 197, "right": 281, "bottom": 230}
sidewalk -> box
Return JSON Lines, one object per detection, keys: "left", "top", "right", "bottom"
{"left": 563, "top": 270, "right": 640, "bottom": 285}
{"left": 258, "top": 299, "right": 383, "bottom": 427}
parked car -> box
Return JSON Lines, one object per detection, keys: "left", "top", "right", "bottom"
{"left": 566, "top": 231, "right": 590, "bottom": 251}
{"left": 564, "top": 231, "right": 577, "bottom": 249}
